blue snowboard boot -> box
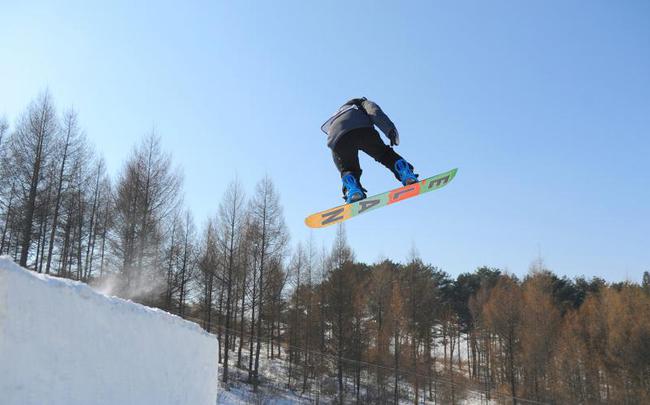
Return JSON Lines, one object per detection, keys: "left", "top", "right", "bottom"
{"left": 342, "top": 173, "right": 366, "bottom": 203}
{"left": 394, "top": 159, "right": 419, "bottom": 186}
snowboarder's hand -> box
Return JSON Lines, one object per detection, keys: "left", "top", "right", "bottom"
{"left": 388, "top": 128, "right": 400, "bottom": 146}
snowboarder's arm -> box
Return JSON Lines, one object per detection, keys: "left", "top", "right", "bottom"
{"left": 360, "top": 99, "right": 397, "bottom": 138}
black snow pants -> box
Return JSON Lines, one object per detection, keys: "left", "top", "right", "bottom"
{"left": 331, "top": 127, "right": 404, "bottom": 186}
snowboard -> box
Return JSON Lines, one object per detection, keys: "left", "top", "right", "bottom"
{"left": 305, "top": 168, "right": 457, "bottom": 228}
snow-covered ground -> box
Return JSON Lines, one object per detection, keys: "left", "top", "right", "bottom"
{"left": 216, "top": 368, "right": 494, "bottom": 405}
{"left": 0, "top": 256, "right": 219, "bottom": 405}
{"left": 216, "top": 348, "right": 495, "bottom": 405}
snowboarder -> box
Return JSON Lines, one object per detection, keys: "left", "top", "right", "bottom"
{"left": 321, "top": 97, "right": 418, "bottom": 203}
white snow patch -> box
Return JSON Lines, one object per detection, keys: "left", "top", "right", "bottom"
{"left": 0, "top": 256, "right": 219, "bottom": 405}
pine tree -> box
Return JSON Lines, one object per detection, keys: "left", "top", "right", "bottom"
{"left": 113, "top": 133, "right": 182, "bottom": 299}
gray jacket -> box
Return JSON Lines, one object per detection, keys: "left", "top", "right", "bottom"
{"left": 321, "top": 97, "right": 396, "bottom": 148}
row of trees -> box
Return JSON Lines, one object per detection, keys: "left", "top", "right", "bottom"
{"left": 0, "top": 93, "right": 111, "bottom": 279}
{"left": 0, "top": 91, "right": 291, "bottom": 387}
{"left": 279, "top": 231, "right": 650, "bottom": 404}
{"left": 2, "top": 91, "right": 648, "bottom": 404}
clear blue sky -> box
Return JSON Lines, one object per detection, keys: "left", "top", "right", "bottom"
{"left": 2, "top": 1, "right": 649, "bottom": 282}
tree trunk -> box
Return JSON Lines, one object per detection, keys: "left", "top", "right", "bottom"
{"left": 46, "top": 110, "right": 78, "bottom": 275}
{"left": 248, "top": 260, "right": 257, "bottom": 381}
{"left": 253, "top": 215, "right": 267, "bottom": 388}
{"left": 222, "top": 216, "right": 236, "bottom": 383}
{"left": 237, "top": 267, "right": 246, "bottom": 368}
{"left": 0, "top": 183, "right": 16, "bottom": 254}
{"left": 83, "top": 168, "right": 101, "bottom": 280}
{"left": 394, "top": 325, "right": 399, "bottom": 404}
{"left": 19, "top": 100, "right": 50, "bottom": 268}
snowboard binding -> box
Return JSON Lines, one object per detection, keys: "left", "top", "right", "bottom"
{"left": 394, "top": 159, "right": 419, "bottom": 186}
{"left": 342, "top": 173, "right": 366, "bottom": 203}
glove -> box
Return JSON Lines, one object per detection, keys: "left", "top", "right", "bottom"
{"left": 388, "top": 128, "right": 400, "bottom": 146}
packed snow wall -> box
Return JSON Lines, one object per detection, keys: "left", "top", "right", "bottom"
{"left": 0, "top": 256, "right": 218, "bottom": 405}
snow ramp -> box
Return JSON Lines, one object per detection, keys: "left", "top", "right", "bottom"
{"left": 0, "top": 256, "right": 218, "bottom": 405}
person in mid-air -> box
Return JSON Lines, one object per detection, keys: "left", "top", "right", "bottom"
{"left": 321, "top": 97, "right": 419, "bottom": 203}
